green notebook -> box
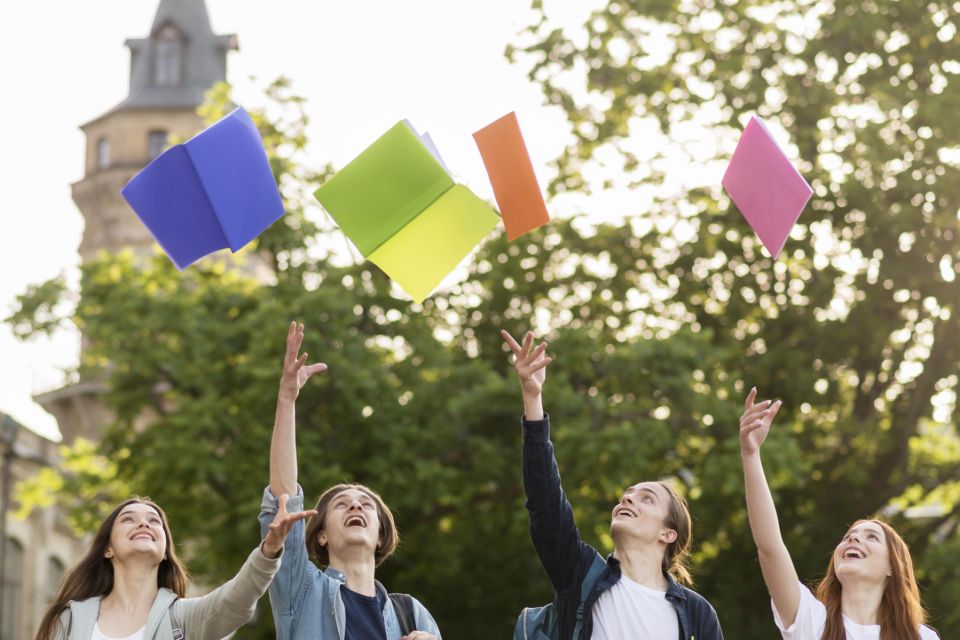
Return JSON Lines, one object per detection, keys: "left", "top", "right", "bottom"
{"left": 315, "top": 121, "right": 499, "bottom": 303}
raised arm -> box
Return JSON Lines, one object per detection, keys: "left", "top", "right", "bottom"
{"left": 502, "top": 330, "right": 589, "bottom": 593}
{"left": 740, "top": 387, "right": 801, "bottom": 627}
{"left": 270, "top": 322, "right": 327, "bottom": 498}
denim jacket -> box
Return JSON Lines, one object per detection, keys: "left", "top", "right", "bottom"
{"left": 259, "top": 486, "right": 442, "bottom": 640}
{"left": 522, "top": 416, "right": 723, "bottom": 640}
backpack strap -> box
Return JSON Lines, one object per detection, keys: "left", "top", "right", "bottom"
{"left": 571, "top": 554, "right": 608, "bottom": 640}
{"left": 389, "top": 592, "right": 417, "bottom": 636}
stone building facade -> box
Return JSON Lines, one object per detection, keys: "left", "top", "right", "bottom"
{"left": 1, "top": 2, "right": 237, "bottom": 637}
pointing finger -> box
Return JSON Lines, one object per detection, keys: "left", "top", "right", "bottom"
{"left": 745, "top": 386, "right": 757, "bottom": 411}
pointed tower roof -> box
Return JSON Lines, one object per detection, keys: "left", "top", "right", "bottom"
{"left": 85, "top": 0, "right": 236, "bottom": 125}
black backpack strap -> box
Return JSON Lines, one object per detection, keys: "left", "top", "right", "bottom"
{"left": 389, "top": 592, "right": 417, "bottom": 636}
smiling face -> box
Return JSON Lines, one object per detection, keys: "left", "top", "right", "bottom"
{"left": 320, "top": 488, "right": 381, "bottom": 555}
{"left": 106, "top": 502, "right": 167, "bottom": 565}
{"left": 833, "top": 520, "right": 892, "bottom": 584}
{"left": 610, "top": 482, "right": 678, "bottom": 548}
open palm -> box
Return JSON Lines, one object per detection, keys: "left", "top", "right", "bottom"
{"left": 501, "top": 330, "right": 551, "bottom": 397}
{"left": 280, "top": 322, "right": 327, "bottom": 399}
{"left": 740, "top": 387, "right": 781, "bottom": 456}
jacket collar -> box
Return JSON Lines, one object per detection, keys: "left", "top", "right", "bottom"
{"left": 605, "top": 553, "right": 688, "bottom": 601}
{"left": 68, "top": 588, "right": 178, "bottom": 639}
{"left": 322, "top": 567, "right": 389, "bottom": 605}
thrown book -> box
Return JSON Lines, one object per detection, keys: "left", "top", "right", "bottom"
{"left": 722, "top": 116, "right": 813, "bottom": 259}
{"left": 121, "top": 107, "right": 284, "bottom": 270}
{"left": 473, "top": 111, "right": 550, "bottom": 241}
{"left": 314, "top": 120, "right": 499, "bottom": 303}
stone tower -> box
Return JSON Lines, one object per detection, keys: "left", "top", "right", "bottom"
{"left": 36, "top": 0, "right": 237, "bottom": 443}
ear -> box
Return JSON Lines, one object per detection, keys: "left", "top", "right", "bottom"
{"left": 660, "top": 529, "right": 678, "bottom": 545}
{"left": 318, "top": 532, "right": 327, "bottom": 547}
{"left": 104, "top": 549, "right": 114, "bottom": 559}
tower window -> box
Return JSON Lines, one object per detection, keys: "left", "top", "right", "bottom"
{"left": 155, "top": 25, "right": 182, "bottom": 86}
{"left": 148, "top": 130, "right": 169, "bottom": 158}
{"left": 97, "top": 137, "right": 110, "bottom": 170}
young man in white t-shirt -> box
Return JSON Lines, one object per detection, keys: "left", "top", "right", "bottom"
{"left": 504, "top": 330, "right": 724, "bottom": 640}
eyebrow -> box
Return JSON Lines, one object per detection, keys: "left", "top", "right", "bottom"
{"left": 626, "top": 486, "right": 660, "bottom": 501}
{"left": 848, "top": 526, "right": 883, "bottom": 537}
{"left": 118, "top": 509, "right": 161, "bottom": 519}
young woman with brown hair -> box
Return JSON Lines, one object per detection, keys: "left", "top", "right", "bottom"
{"left": 740, "top": 387, "right": 939, "bottom": 639}
{"left": 34, "top": 495, "right": 304, "bottom": 640}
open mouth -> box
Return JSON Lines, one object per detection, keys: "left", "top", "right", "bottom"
{"left": 344, "top": 515, "right": 367, "bottom": 528}
{"left": 614, "top": 508, "right": 636, "bottom": 519}
{"left": 842, "top": 547, "right": 866, "bottom": 560}
{"left": 131, "top": 532, "right": 155, "bottom": 541}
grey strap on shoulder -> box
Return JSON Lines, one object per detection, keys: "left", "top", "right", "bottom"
{"left": 389, "top": 592, "right": 417, "bottom": 636}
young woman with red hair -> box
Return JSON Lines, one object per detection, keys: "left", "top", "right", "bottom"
{"left": 739, "top": 387, "right": 939, "bottom": 640}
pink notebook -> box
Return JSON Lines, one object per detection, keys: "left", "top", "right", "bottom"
{"left": 722, "top": 116, "right": 812, "bottom": 259}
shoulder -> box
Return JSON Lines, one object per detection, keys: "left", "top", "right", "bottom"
{"left": 677, "top": 584, "right": 719, "bottom": 616}
{"left": 920, "top": 624, "right": 941, "bottom": 640}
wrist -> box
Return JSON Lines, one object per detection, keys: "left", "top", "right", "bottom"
{"left": 260, "top": 538, "right": 282, "bottom": 558}
{"left": 277, "top": 387, "right": 298, "bottom": 403}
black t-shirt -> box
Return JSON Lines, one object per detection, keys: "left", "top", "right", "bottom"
{"left": 342, "top": 586, "right": 388, "bottom": 640}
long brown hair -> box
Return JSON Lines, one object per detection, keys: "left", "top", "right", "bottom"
{"left": 815, "top": 519, "right": 927, "bottom": 640}
{"left": 657, "top": 480, "right": 693, "bottom": 586}
{"left": 34, "top": 498, "right": 189, "bottom": 640}
{"left": 305, "top": 483, "right": 398, "bottom": 567}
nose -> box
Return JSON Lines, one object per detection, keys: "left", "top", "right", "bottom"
{"left": 347, "top": 500, "right": 363, "bottom": 511}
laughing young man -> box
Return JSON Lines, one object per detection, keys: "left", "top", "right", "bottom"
{"left": 502, "top": 329, "right": 723, "bottom": 640}
{"left": 259, "top": 322, "right": 441, "bottom": 640}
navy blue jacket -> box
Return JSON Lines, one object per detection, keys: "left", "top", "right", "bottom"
{"left": 522, "top": 415, "right": 724, "bottom": 640}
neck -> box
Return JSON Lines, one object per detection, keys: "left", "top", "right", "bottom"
{"left": 614, "top": 543, "right": 669, "bottom": 591}
{"left": 101, "top": 558, "right": 160, "bottom": 614}
{"left": 330, "top": 549, "right": 378, "bottom": 597}
{"left": 840, "top": 578, "right": 885, "bottom": 625}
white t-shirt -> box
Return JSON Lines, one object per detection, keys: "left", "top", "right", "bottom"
{"left": 92, "top": 622, "right": 146, "bottom": 640}
{"left": 772, "top": 582, "right": 940, "bottom": 640}
{"left": 591, "top": 574, "right": 679, "bottom": 640}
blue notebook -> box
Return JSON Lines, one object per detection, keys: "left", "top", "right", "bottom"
{"left": 121, "top": 107, "right": 284, "bottom": 269}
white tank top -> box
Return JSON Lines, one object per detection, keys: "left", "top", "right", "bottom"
{"left": 92, "top": 622, "right": 146, "bottom": 640}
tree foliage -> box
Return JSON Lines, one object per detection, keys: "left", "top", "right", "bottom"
{"left": 508, "top": 0, "right": 960, "bottom": 634}
{"left": 9, "top": 1, "right": 960, "bottom": 632}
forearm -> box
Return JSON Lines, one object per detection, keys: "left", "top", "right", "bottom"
{"left": 742, "top": 454, "right": 787, "bottom": 554}
{"left": 742, "top": 452, "right": 800, "bottom": 623}
{"left": 522, "top": 416, "right": 583, "bottom": 591}
{"left": 180, "top": 546, "right": 280, "bottom": 639}
{"left": 269, "top": 390, "right": 298, "bottom": 497}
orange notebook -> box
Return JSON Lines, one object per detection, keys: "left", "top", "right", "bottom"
{"left": 473, "top": 112, "right": 550, "bottom": 241}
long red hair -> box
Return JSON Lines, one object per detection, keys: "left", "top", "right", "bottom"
{"left": 815, "top": 520, "right": 927, "bottom": 640}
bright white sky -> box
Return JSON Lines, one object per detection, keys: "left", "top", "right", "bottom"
{"left": 0, "top": 0, "right": 612, "bottom": 440}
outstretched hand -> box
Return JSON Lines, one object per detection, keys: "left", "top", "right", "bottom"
{"left": 740, "top": 387, "right": 781, "bottom": 457}
{"left": 279, "top": 322, "right": 327, "bottom": 400}
{"left": 262, "top": 494, "right": 317, "bottom": 558}
{"left": 500, "top": 330, "right": 552, "bottom": 398}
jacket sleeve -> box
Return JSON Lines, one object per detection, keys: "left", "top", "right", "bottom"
{"left": 175, "top": 545, "right": 282, "bottom": 640}
{"left": 412, "top": 597, "right": 442, "bottom": 639}
{"left": 259, "top": 484, "right": 317, "bottom": 619}
{"left": 522, "top": 414, "right": 593, "bottom": 595}
{"left": 695, "top": 599, "right": 724, "bottom": 640}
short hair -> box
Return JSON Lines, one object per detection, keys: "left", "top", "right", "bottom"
{"left": 304, "top": 483, "right": 398, "bottom": 567}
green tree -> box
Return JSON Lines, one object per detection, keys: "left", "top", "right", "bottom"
{"left": 508, "top": 0, "right": 960, "bottom": 634}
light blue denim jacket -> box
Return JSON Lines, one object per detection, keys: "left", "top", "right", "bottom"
{"left": 259, "top": 486, "right": 442, "bottom": 640}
